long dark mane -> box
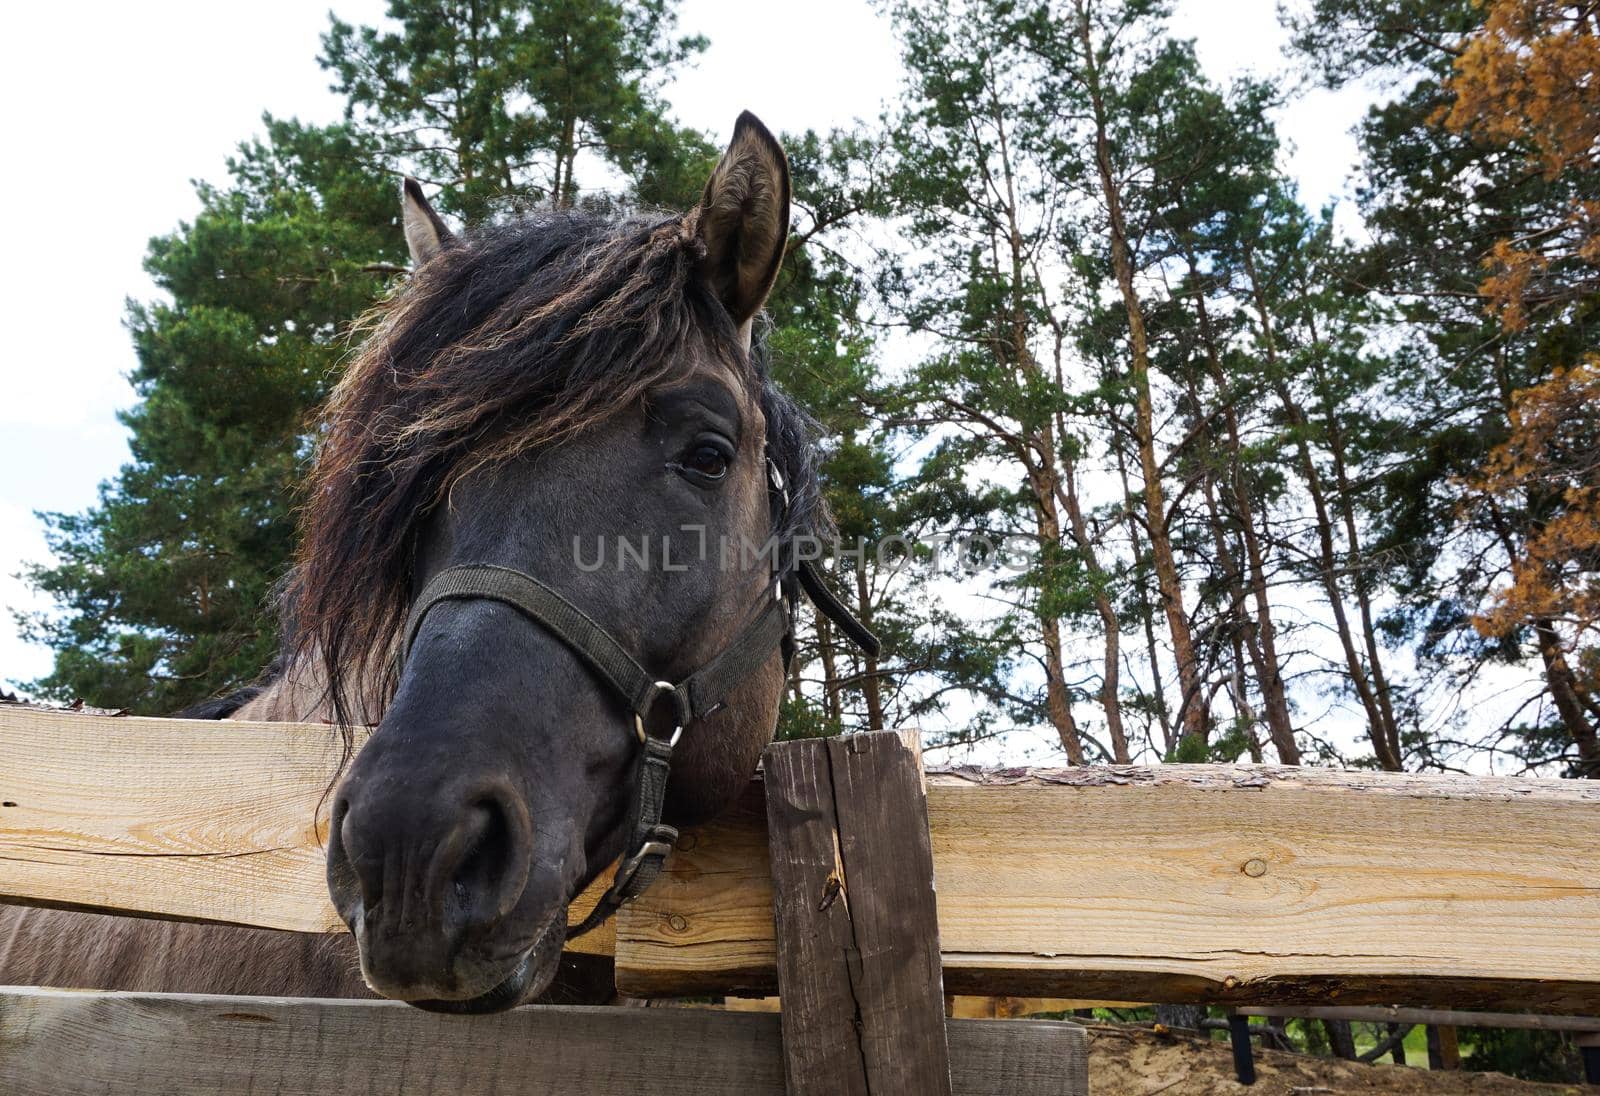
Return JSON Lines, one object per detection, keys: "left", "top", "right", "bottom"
{"left": 285, "top": 208, "right": 827, "bottom": 726}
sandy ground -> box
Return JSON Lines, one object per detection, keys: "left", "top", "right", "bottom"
{"left": 1087, "top": 1024, "right": 1588, "bottom": 1096}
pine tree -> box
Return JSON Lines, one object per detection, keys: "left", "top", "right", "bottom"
{"left": 767, "top": 127, "right": 992, "bottom": 741}
{"left": 23, "top": 0, "right": 714, "bottom": 713}
{"left": 322, "top": 0, "right": 711, "bottom": 215}
{"left": 1239, "top": 195, "right": 1409, "bottom": 770}
{"left": 877, "top": 0, "right": 1136, "bottom": 763}
{"left": 22, "top": 121, "right": 400, "bottom": 712}
{"left": 1289, "top": 0, "right": 1600, "bottom": 772}
{"left": 1439, "top": 0, "right": 1600, "bottom": 774}
{"left": 1469, "top": 358, "right": 1600, "bottom": 774}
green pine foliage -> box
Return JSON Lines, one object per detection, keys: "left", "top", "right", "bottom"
{"left": 322, "top": 0, "right": 711, "bottom": 215}
{"left": 21, "top": 120, "right": 399, "bottom": 712}
{"left": 18, "top": 0, "right": 1599, "bottom": 779}
{"left": 21, "top": 0, "right": 718, "bottom": 713}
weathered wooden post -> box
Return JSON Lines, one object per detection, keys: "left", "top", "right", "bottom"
{"left": 1426, "top": 1024, "right": 1460, "bottom": 1071}
{"left": 758, "top": 732, "right": 1086, "bottom": 1093}
{"left": 763, "top": 731, "right": 954, "bottom": 1096}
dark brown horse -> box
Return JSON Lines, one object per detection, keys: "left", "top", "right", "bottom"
{"left": 1, "top": 113, "right": 866, "bottom": 1011}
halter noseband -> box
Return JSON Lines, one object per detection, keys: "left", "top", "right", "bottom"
{"left": 397, "top": 455, "right": 880, "bottom": 938}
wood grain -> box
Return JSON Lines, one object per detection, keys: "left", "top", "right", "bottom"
{"left": 763, "top": 741, "right": 869, "bottom": 1096}
{"left": 617, "top": 764, "right": 1600, "bottom": 1011}
{"left": 8, "top": 705, "right": 1598, "bottom": 1010}
{"left": 0, "top": 987, "right": 1088, "bottom": 1096}
{"left": 764, "top": 733, "right": 952, "bottom": 1096}
{"left": 0, "top": 707, "right": 612, "bottom": 954}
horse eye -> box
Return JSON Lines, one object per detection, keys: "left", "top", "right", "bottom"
{"left": 679, "top": 444, "right": 730, "bottom": 482}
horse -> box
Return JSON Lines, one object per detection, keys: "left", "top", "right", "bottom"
{"left": 0, "top": 112, "right": 875, "bottom": 1012}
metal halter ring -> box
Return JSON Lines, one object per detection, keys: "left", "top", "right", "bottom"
{"left": 634, "top": 680, "right": 686, "bottom": 747}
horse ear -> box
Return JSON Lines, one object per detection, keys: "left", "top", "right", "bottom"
{"left": 696, "top": 112, "right": 791, "bottom": 342}
{"left": 401, "top": 177, "right": 454, "bottom": 267}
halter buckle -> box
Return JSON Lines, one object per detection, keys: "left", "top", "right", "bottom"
{"left": 614, "top": 837, "right": 676, "bottom": 899}
{"left": 634, "top": 680, "right": 685, "bottom": 747}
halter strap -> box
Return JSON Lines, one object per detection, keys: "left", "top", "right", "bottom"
{"left": 399, "top": 561, "right": 801, "bottom": 938}
{"left": 395, "top": 455, "right": 879, "bottom": 939}
{"left": 402, "top": 563, "right": 790, "bottom": 734}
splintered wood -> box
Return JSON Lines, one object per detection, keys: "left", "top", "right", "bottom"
{"left": 763, "top": 732, "right": 953, "bottom": 1096}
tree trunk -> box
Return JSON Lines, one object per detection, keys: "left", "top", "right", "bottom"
{"left": 1041, "top": 619, "right": 1086, "bottom": 764}
{"left": 1278, "top": 256, "right": 1405, "bottom": 768}
{"left": 1114, "top": 445, "right": 1175, "bottom": 755}
{"left": 554, "top": 28, "right": 579, "bottom": 208}
{"left": 1183, "top": 258, "right": 1298, "bottom": 763}
{"left": 1242, "top": 244, "right": 1401, "bottom": 769}
{"left": 1388, "top": 1023, "right": 1409, "bottom": 1065}
{"left": 1185, "top": 372, "right": 1300, "bottom": 765}
{"left": 1078, "top": 3, "right": 1206, "bottom": 746}
{"left": 1155, "top": 1004, "right": 1206, "bottom": 1033}
{"left": 1535, "top": 619, "right": 1600, "bottom": 776}
{"left": 1054, "top": 447, "right": 1130, "bottom": 762}
{"left": 1229, "top": 632, "right": 1266, "bottom": 763}
{"left": 853, "top": 558, "right": 886, "bottom": 732}
{"left": 1325, "top": 1020, "right": 1357, "bottom": 1060}
{"left": 1270, "top": 374, "right": 1402, "bottom": 769}
{"left": 1192, "top": 417, "right": 1277, "bottom": 754}
{"left": 1033, "top": 473, "right": 1085, "bottom": 763}
{"left": 816, "top": 613, "right": 841, "bottom": 726}
{"left": 979, "top": 78, "right": 1091, "bottom": 766}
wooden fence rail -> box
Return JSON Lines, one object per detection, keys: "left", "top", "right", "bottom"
{"left": 0, "top": 987, "right": 1087, "bottom": 1096}
{"left": 0, "top": 708, "right": 613, "bottom": 956}
{"left": 618, "top": 766, "right": 1600, "bottom": 1010}
{"left": 5, "top": 707, "right": 1600, "bottom": 1013}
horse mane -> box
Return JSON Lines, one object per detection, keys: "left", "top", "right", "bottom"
{"left": 283, "top": 207, "right": 828, "bottom": 728}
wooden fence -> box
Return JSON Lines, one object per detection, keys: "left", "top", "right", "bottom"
{"left": 4, "top": 705, "right": 1600, "bottom": 1092}
{"left": 0, "top": 988, "right": 1085, "bottom": 1096}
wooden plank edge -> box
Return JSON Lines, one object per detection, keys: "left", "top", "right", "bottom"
{"left": 619, "top": 958, "right": 1600, "bottom": 1016}
{"left": 1237, "top": 1005, "right": 1600, "bottom": 1032}
{"left": 926, "top": 764, "right": 1600, "bottom": 801}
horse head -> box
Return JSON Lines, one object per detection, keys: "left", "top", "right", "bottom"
{"left": 297, "top": 114, "right": 872, "bottom": 1011}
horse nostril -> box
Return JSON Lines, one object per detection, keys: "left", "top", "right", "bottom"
{"left": 452, "top": 801, "right": 511, "bottom": 916}
{"left": 434, "top": 786, "right": 534, "bottom": 930}
{"left": 329, "top": 778, "right": 534, "bottom": 940}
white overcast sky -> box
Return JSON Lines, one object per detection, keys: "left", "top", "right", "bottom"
{"left": 0, "top": 0, "right": 1374, "bottom": 694}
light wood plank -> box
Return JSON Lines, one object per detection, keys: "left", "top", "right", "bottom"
{"left": 616, "top": 765, "right": 1600, "bottom": 1011}
{"left": 948, "top": 997, "right": 1140, "bottom": 1018}
{"left": 0, "top": 987, "right": 1088, "bottom": 1096}
{"left": 9, "top": 705, "right": 1600, "bottom": 1010}
{"left": 0, "top": 707, "right": 612, "bottom": 953}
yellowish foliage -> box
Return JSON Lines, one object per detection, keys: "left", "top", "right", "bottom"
{"left": 1473, "top": 357, "right": 1600, "bottom": 691}
{"left": 1441, "top": 0, "right": 1600, "bottom": 177}
{"left": 1437, "top": 0, "right": 1600, "bottom": 329}
{"left": 1477, "top": 237, "right": 1547, "bottom": 332}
